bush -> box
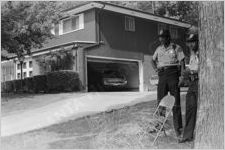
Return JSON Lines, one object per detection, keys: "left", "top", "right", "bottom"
{"left": 23, "top": 77, "right": 34, "bottom": 93}
{"left": 13, "top": 79, "right": 22, "bottom": 92}
{"left": 1, "top": 81, "right": 13, "bottom": 93}
{"left": 47, "top": 70, "right": 80, "bottom": 92}
{"left": 33, "top": 75, "right": 47, "bottom": 93}
{"left": 1, "top": 70, "right": 82, "bottom": 93}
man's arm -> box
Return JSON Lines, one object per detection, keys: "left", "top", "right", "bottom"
{"left": 152, "top": 48, "right": 158, "bottom": 72}
{"left": 151, "top": 58, "right": 158, "bottom": 72}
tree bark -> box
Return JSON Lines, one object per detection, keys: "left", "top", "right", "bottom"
{"left": 195, "top": 2, "right": 224, "bottom": 149}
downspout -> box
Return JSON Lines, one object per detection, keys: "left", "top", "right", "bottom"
{"left": 97, "top": 4, "right": 105, "bottom": 44}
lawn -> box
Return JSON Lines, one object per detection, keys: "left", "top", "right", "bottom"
{"left": 1, "top": 92, "right": 85, "bottom": 116}
{"left": 1, "top": 93, "right": 193, "bottom": 149}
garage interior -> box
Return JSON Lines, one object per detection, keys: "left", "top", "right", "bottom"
{"left": 87, "top": 58, "right": 139, "bottom": 92}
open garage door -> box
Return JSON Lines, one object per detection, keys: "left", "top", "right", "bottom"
{"left": 87, "top": 57, "right": 140, "bottom": 92}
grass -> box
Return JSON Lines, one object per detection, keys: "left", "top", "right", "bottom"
{"left": 1, "top": 92, "right": 85, "bottom": 116}
{"left": 1, "top": 93, "right": 193, "bottom": 149}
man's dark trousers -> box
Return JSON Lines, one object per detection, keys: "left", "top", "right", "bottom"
{"left": 157, "top": 67, "right": 183, "bottom": 135}
{"left": 182, "top": 80, "right": 198, "bottom": 140}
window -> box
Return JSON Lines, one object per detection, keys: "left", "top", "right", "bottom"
{"left": 17, "top": 64, "right": 20, "bottom": 70}
{"left": 23, "top": 72, "right": 27, "bottom": 78}
{"left": 62, "top": 16, "right": 80, "bottom": 34}
{"left": 158, "top": 23, "right": 167, "bottom": 34}
{"left": 29, "top": 61, "right": 33, "bottom": 68}
{"left": 170, "top": 26, "right": 178, "bottom": 39}
{"left": 125, "top": 16, "right": 135, "bottom": 31}
{"left": 58, "top": 14, "right": 84, "bottom": 35}
{"left": 23, "top": 62, "right": 27, "bottom": 69}
{"left": 29, "top": 71, "right": 33, "bottom": 77}
{"left": 17, "top": 73, "right": 21, "bottom": 79}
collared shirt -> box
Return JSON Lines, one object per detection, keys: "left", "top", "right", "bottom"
{"left": 152, "top": 43, "right": 185, "bottom": 67}
{"left": 188, "top": 52, "right": 199, "bottom": 71}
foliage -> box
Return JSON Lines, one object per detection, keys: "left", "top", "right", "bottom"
{"left": 36, "top": 50, "right": 74, "bottom": 74}
{"left": 33, "top": 75, "right": 47, "bottom": 93}
{"left": 108, "top": 1, "right": 154, "bottom": 13}
{"left": 47, "top": 70, "right": 81, "bottom": 92}
{"left": 154, "top": 1, "right": 199, "bottom": 26}
{"left": 1, "top": 71, "right": 81, "bottom": 93}
{"left": 108, "top": 1, "right": 199, "bottom": 26}
{"left": 1, "top": 1, "right": 62, "bottom": 57}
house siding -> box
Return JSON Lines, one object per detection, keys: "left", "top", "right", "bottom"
{"left": 1, "top": 60, "right": 16, "bottom": 82}
{"left": 1, "top": 6, "right": 189, "bottom": 92}
{"left": 87, "top": 10, "right": 188, "bottom": 91}
{"left": 40, "top": 9, "right": 97, "bottom": 49}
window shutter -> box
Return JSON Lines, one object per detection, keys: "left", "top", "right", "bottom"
{"left": 79, "top": 13, "right": 84, "bottom": 29}
{"left": 54, "top": 24, "right": 59, "bottom": 35}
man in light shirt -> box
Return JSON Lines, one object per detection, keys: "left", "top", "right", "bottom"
{"left": 151, "top": 29, "right": 185, "bottom": 138}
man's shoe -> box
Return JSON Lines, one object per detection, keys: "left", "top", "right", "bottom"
{"left": 175, "top": 131, "right": 181, "bottom": 138}
{"left": 178, "top": 138, "right": 193, "bottom": 143}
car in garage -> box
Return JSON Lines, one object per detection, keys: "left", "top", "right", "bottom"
{"left": 102, "top": 70, "right": 128, "bottom": 90}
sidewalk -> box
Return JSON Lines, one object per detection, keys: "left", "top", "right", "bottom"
{"left": 1, "top": 92, "right": 157, "bottom": 137}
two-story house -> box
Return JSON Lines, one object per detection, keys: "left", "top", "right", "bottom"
{"left": 1, "top": 2, "right": 191, "bottom": 92}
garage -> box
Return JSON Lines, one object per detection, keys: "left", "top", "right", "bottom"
{"left": 87, "top": 57, "right": 141, "bottom": 92}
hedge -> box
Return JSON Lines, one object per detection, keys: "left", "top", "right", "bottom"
{"left": 33, "top": 75, "right": 47, "bottom": 93}
{"left": 23, "top": 77, "right": 34, "bottom": 93}
{"left": 1, "top": 70, "right": 82, "bottom": 93}
{"left": 47, "top": 70, "right": 80, "bottom": 92}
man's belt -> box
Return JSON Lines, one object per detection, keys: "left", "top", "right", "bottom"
{"left": 158, "top": 66, "right": 179, "bottom": 72}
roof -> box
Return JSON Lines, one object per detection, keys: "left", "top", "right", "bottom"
{"left": 2, "top": 2, "right": 192, "bottom": 61}
{"left": 1, "top": 41, "right": 97, "bottom": 60}
{"left": 63, "top": 1, "right": 191, "bottom": 28}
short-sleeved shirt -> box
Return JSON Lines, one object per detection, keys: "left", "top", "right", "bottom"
{"left": 152, "top": 43, "right": 185, "bottom": 67}
{"left": 188, "top": 53, "right": 199, "bottom": 71}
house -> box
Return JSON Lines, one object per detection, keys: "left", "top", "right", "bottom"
{"left": 1, "top": 2, "right": 191, "bottom": 92}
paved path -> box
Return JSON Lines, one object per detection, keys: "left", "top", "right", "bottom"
{"left": 1, "top": 92, "right": 157, "bottom": 137}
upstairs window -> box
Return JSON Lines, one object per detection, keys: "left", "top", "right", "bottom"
{"left": 125, "top": 16, "right": 135, "bottom": 32}
{"left": 60, "top": 14, "right": 84, "bottom": 35}
{"left": 170, "top": 26, "right": 178, "bottom": 39}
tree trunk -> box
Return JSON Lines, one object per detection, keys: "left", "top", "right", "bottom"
{"left": 195, "top": 2, "right": 224, "bottom": 149}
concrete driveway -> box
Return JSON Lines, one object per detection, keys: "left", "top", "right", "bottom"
{"left": 1, "top": 92, "right": 157, "bottom": 137}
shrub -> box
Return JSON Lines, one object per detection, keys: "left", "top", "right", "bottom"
{"left": 46, "top": 70, "right": 80, "bottom": 92}
{"left": 1, "top": 81, "right": 14, "bottom": 93}
{"left": 33, "top": 75, "right": 47, "bottom": 93}
{"left": 1, "top": 71, "right": 82, "bottom": 93}
{"left": 23, "top": 77, "right": 34, "bottom": 93}
{"left": 13, "top": 79, "right": 22, "bottom": 92}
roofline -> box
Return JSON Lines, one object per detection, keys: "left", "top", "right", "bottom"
{"left": 64, "top": 1, "right": 192, "bottom": 28}
{"left": 61, "top": 2, "right": 91, "bottom": 12}
{"left": 6, "top": 41, "right": 97, "bottom": 60}
{"left": 98, "top": 1, "right": 191, "bottom": 25}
